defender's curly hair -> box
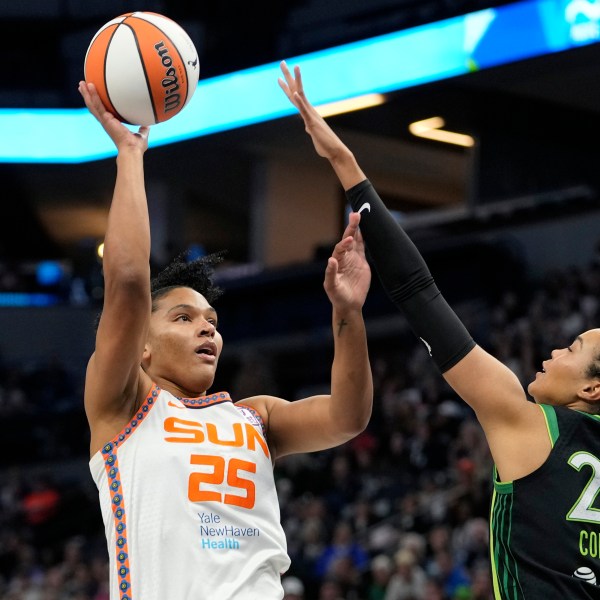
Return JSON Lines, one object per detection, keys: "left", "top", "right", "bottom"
{"left": 150, "top": 251, "right": 225, "bottom": 309}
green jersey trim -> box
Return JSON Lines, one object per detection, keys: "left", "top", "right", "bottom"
{"left": 489, "top": 404, "right": 559, "bottom": 598}
{"left": 539, "top": 404, "right": 559, "bottom": 446}
{"left": 493, "top": 466, "right": 513, "bottom": 494}
{"left": 493, "top": 405, "right": 558, "bottom": 495}
{"left": 490, "top": 488, "right": 523, "bottom": 599}
{"left": 576, "top": 409, "right": 600, "bottom": 423}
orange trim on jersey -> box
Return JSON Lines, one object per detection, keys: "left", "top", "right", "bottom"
{"left": 100, "top": 384, "right": 160, "bottom": 600}
{"left": 176, "top": 391, "right": 232, "bottom": 409}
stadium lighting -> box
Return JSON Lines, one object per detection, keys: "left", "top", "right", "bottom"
{"left": 0, "top": 0, "right": 597, "bottom": 163}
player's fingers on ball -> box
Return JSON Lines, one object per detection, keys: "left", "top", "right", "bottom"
{"left": 137, "top": 126, "right": 150, "bottom": 141}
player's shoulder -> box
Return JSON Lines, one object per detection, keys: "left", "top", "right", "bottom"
{"left": 235, "top": 395, "right": 288, "bottom": 424}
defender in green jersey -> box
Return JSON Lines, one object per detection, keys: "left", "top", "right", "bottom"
{"left": 280, "top": 60, "right": 600, "bottom": 599}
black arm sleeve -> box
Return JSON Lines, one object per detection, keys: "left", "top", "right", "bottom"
{"left": 347, "top": 179, "right": 475, "bottom": 373}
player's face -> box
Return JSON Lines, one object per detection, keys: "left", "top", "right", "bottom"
{"left": 143, "top": 287, "right": 223, "bottom": 397}
{"left": 527, "top": 329, "right": 600, "bottom": 407}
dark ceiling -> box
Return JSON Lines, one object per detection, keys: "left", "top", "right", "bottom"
{"left": 2, "top": 0, "right": 517, "bottom": 109}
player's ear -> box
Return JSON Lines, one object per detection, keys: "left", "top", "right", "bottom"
{"left": 580, "top": 379, "right": 600, "bottom": 402}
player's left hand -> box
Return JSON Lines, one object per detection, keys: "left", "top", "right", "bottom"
{"left": 324, "top": 212, "right": 371, "bottom": 311}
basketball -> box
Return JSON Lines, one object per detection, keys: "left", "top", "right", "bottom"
{"left": 84, "top": 12, "right": 199, "bottom": 126}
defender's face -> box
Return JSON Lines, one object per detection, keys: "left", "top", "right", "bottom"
{"left": 528, "top": 329, "right": 600, "bottom": 406}
{"left": 143, "top": 287, "right": 223, "bottom": 396}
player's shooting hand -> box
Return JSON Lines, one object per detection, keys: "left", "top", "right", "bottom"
{"left": 323, "top": 212, "right": 371, "bottom": 312}
{"left": 78, "top": 81, "right": 149, "bottom": 153}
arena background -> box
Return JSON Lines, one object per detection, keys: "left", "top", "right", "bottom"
{"left": 2, "top": 1, "right": 600, "bottom": 598}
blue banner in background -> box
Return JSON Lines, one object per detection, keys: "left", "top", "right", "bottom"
{"left": 0, "top": 0, "right": 598, "bottom": 163}
{"left": 471, "top": 0, "right": 600, "bottom": 70}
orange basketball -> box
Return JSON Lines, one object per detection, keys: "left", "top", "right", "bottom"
{"left": 84, "top": 12, "right": 199, "bottom": 126}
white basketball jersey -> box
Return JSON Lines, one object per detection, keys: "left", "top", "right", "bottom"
{"left": 90, "top": 385, "right": 290, "bottom": 600}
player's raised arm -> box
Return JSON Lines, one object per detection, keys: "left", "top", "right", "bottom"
{"left": 278, "top": 60, "right": 366, "bottom": 191}
{"left": 246, "top": 213, "right": 373, "bottom": 459}
{"left": 279, "top": 61, "right": 549, "bottom": 481}
{"left": 79, "top": 81, "right": 153, "bottom": 455}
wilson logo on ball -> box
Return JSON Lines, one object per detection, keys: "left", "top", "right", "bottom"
{"left": 84, "top": 12, "right": 199, "bottom": 126}
{"left": 154, "top": 41, "right": 182, "bottom": 115}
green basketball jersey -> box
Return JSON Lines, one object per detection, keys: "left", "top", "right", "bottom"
{"left": 491, "top": 404, "right": 600, "bottom": 598}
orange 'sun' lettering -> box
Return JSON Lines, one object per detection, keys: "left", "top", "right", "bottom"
{"left": 206, "top": 422, "right": 244, "bottom": 447}
{"left": 245, "top": 424, "right": 270, "bottom": 458}
{"left": 164, "top": 417, "right": 205, "bottom": 443}
{"left": 164, "top": 419, "right": 269, "bottom": 458}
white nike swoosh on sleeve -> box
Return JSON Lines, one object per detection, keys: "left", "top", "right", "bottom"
{"left": 357, "top": 202, "right": 371, "bottom": 214}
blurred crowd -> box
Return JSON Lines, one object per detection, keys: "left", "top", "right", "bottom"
{"left": 2, "top": 253, "right": 600, "bottom": 599}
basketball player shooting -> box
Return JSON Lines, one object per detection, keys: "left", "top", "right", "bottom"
{"left": 78, "top": 80, "right": 373, "bottom": 600}
{"left": 279, "top": 59, "right": 600, "bottom": 598}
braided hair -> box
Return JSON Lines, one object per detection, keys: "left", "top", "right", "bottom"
{"left": 150, "top": 251, "right": 225, "bottom": 310}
